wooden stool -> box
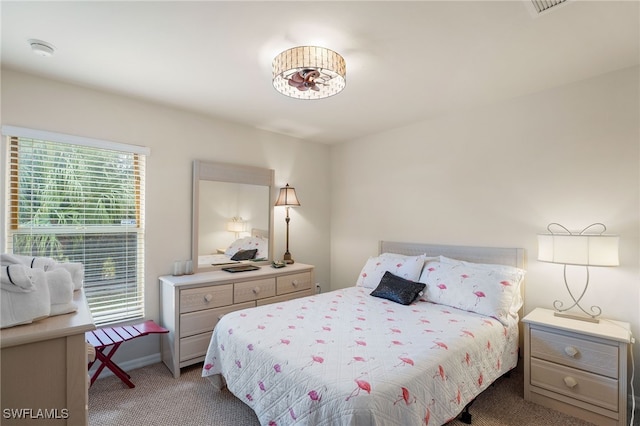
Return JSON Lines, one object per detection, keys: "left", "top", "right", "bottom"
{"left": 86, "top": 320, "right": 168, "bottom": 388}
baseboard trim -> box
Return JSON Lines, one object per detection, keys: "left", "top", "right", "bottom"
{"left": 89, "top": 353, "right": 162, "bottom": 381}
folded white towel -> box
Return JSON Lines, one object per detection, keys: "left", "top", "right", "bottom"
{"left": 49, "top": 302, "right": 78, "bottom": 317}
{"left": 51, "top": 262, "right": 84, "bottom": 290}
{"left": 0, "top": 253, "right": 24, "bottom": 266}
{"left": 1, "top": 254, "right": 83, "bottom": 322}
{"left": 32, "top": 256, "right": 56, "bottom": 271}
{"left": 1, "top": 253, "right": 56, "bottom": 271}
{"left": 44, "top": 268, "right": 77, "bottom": 316}
{"left": 50, "top": 301, "right": 78, "bottom": 316}
{"left": 1, "top": 269, "right": 51, "bottom": 328}
{"left": 1, "top": 264, "right": 36, "bottom": 293}
{"left": 45, "top": 268, "right": 74, "bottom": 305}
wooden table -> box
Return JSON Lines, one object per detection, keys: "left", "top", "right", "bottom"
{"left": 0, "top": 290, "right": 95, "bottom": 425}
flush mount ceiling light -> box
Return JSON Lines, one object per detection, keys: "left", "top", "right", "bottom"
{"left": 272, "top": 46, "right": 346, "bottom": 100}
{"left": 28, "top": 39, "right": 56, "bottom": 57}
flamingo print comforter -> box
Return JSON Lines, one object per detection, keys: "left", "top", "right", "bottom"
{"left": 202, "top": 287, "right": 518, "bottom": 426}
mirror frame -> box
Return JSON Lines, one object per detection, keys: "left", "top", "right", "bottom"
{"left": 192, "top": 160, "right": 275, "bottom": 274}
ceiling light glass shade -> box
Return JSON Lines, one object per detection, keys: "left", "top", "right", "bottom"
{"left": 537, "top": 234, "right": 619, "bottom": 266}
{"left": 272, "top": 46, "right": 346, "bottom": 100}
{"left": 274, "top": 184, "right": 301, "bottom": 207}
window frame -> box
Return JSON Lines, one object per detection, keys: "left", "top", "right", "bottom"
{"left": 2, "top": 126, "right": 150, "bottom": 325}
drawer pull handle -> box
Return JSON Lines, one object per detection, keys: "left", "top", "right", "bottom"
{"left": 253, "top": 286, "right": 261, "bottom": 294}
{"left": 563, "top": 376, "right": 578, "bottom": 388}
{"left": 204, "top": 294, "right": 213, "bottom": 302}
{"left": 564, "top": 346, "right": 579, "bottom": 357}
{"left": 292, "top": 280, "right": 298, "bottom": 287}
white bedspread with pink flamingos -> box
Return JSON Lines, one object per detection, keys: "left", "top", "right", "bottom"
{"left": 202, "top": 286, "right": 519, "bottom": 426}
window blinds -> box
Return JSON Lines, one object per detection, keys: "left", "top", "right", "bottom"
{"left": 3, "top": 127, "right": 147, "bottom": 325}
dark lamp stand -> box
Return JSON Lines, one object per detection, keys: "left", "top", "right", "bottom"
{"left": 275, "top": 183, "right": 300, "bottom": 264}
{"left": 283, "top": 207, "right": 293, "bottom": 264}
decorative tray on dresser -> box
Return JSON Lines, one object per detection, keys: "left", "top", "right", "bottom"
{"left": 159, "top": 263, "right": 315, "bottom": 378}
{"left": 523, "top": 307, "right": 632, "bottom": 426}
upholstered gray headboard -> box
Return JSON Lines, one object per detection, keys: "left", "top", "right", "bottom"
{"left": 379, "top": 241, "right": 525, "bottom": 270}
{"left": 251, "top": 228, "right": 269, "bottom": 239}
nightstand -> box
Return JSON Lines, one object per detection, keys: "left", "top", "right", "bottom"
{"left": 523, "top": 308, "right": 631, "bottom": 426}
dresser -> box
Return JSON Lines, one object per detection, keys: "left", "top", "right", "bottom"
{"left": 159, "top": 263, "right": 315, "bottom": 378}
{"left": 0, "top": 290, "right": 95, "bottom": 425}
{"left": 523, "top": 308, "right": 631, "bottom": 426}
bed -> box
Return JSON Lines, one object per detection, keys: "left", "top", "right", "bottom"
{"left": 202, "top": 242, "right": 526, "bottom": 425}
{"left": 198, "top": 229, "right": 269, "bottom": 266}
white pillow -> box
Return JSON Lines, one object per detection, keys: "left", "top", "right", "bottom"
{"left": 438, "top": 256, "right": 525, "bottom": 315}
{"left": 356, "top": 253, "right": 427, "bottom": 289}
{"left": 419, "top": 256, "right": 525, "bottom": 325}
{"left": 225, "top": 237, "right": 249, "bottom": 256}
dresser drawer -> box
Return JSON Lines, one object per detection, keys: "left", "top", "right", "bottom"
{"left": 530, "top": 328, "right": 618, "bottom": 378}
{"left": 530, "top": 358, "right": 618, "bottom": 411}
{"left": 180, "top": 332, "right": 212, "bottom": 362}
{"left": 180, "top": 284, "right": 233, "bottom": 313}
{"left": 277, "top": 272, "right": 312, "bottom": 295}
{"left": 257, "top": 288, "right": 314, "bottom": 306}
{"left": 181, "top": 301, "right": 256, "bottom": 337}
{"left": 234, "top": 278, "right": 276, "bottom": 303}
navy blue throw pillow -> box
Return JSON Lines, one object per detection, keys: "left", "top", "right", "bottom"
{"left": 231, "top": 249, "right": 258, "bottom": 261}
{"left": 370, "top": 271, "right": 426, "bottom": 305}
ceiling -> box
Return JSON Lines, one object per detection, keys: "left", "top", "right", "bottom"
{"left": 1, "top": 1, "right": 638, "bottom": 144}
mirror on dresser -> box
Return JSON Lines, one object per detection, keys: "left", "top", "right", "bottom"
{"left": 192, "top": 160, "right": 274, "bottom": 273}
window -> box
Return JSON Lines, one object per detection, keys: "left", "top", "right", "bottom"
{"left": 3, "top": 126, "right": 149, "bottom": 325}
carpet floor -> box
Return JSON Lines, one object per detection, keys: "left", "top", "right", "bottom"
{"left": 89, "top": 362, "right": 614, "bottom": 425}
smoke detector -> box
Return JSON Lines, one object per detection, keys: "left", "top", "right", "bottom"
{"left": 28, "top": 39, "right": 56, "bottom": 57}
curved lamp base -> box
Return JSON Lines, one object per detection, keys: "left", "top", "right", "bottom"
{"left": 553, "top": 264, "right": 601, "bottom": 323}
{"left": 553, "top": 311, "right": 600, "bottom": 324}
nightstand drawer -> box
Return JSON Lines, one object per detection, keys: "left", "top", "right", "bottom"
{"left": 530, "top": 328, "right": 618, "bottom": 378}
{"left": 234, "top": 278, "right": 276, "bottom": 303}
{"left": 181, "top": 301, "right": 256, "bottom": 337}
{"left": 180, "top": 284, "right": 233, "bottom": 313}
{"left": 531, "top": 358, "right": 618, "bottom": 411}
{"left": 277, "top": 272, "right": 312, "bottom": 295}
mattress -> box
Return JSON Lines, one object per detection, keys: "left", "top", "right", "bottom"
{"left": 202, "top": 286, "right": 519, "bottom": 425}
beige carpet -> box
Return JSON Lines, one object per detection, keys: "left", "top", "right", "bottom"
{"left": 89, "top": 362, "right": 601, "bottom": 426}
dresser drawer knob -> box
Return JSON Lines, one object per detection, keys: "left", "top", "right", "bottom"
{"left": 204, "top": 294, "right": 213, "bottom": 302}
{"left": 292, "top": 280, "right": 299, "bottom": 287}
{"left": 563, "top": 376, "right": 578, "bottom": 388}
{"left": 252, "top": 286, "right": 261, "bottom": 294}
{"left": 564, "top": 346, "right": 579, "bottom": 357}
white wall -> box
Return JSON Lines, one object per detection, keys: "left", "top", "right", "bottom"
{"left": 330, "top": 66, "right": 640, "bottom": 393}
{"left": 3, "top": 66, "right": 639, "bottom": 398}
{"left": 1, "top": 68, "right": 332, "bottom": 364}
